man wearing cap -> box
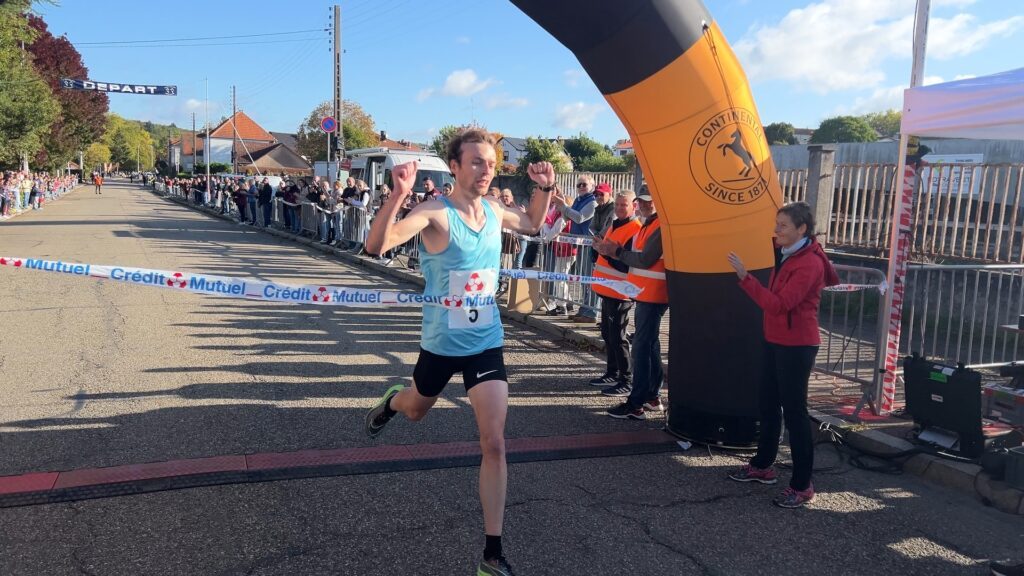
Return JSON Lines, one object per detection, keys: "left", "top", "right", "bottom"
{"left": 592, "top": 185, "right": 668, "bottom": 418}
{"left": 550, "top": 175, "right": 597, "bottom": 317}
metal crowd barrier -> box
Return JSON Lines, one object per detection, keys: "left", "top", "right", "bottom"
{"left": 901, "top": 263, "right": 1024, "bottom": 370}
{"left": 815, "top": 265, "right": 888, "bottom": 419}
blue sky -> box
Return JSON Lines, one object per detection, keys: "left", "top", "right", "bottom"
{"left": 38, "top": 0, "right": 1023, "bottom": 146}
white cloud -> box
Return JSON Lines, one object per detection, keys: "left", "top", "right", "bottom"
{"left": 416, "top": 88, "right": 435, "bottom": 102}
{"left": 953, "top": 74, "right": 976, "bottom": 80}
{"left": 563, "top": 69, "right": 585, "bottom": 88}
{"left": 834, "top": 75, "right": 943, "bottom": 115}
{"left": 928, "top": 14, "right": 1024, "bottom": 59}
{"left": 455, "top": 36, "right": 471, "bottom": 44}
{"left": 553, "top": 102, "right": 604, "bottom": 130}
{"left": 733, "top": 0, "right": 1024, "bottom": 93}
{"left": 484, "top": 94, "right": 529, "bottom": 110}
{"left": 441, "top": 69, "right": 495, "bottom": 97}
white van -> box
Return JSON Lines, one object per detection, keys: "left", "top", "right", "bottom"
{"left": 348, "top": 147, "right": 454, "bottom": 198}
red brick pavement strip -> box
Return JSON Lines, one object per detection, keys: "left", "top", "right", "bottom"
{"left": 0, "top": 431, "right": 676, "bottom": 499}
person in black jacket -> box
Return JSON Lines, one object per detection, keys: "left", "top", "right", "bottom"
{"left": 258, "top": 177, "right": 274, "bottom": 227}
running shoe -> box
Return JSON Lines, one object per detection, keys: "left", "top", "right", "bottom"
{"left": 477, "top": 555, "right": 516, "bottom": 576}
{"left": 365, "top": 384, "right": 404, "bottom": 438}
{"left": 773, "top": 484, "right": 815, "bottom": 508}
{"left": 606, "top": 402, "right": 645, "bottom": 420}
{"left": 600, "top": 383, "right": 632, "bottom": 397}
{"left": 589, "top": 374, "right": 617, "bottom": 387}
{"left": 727, "top": 465, "right": 778, "bottom": 485}
{"left": 643, "top": 397, "right": 664, "bottom": 412}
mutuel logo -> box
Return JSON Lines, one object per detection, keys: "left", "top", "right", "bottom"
{"left": 689, "top": 107, "right": 773, "bottom": 206}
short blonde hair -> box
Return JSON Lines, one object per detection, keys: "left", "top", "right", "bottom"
{"left": 615, "top": 189, "right": 636, "bottom": 202}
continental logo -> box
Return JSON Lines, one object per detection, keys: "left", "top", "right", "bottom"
{"left": 689, "top": 107, "right": 772, "bottom": 206}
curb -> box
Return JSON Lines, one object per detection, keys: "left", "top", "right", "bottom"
{"left": 809, "top": 410, "right": 1023, "bottom": 515}
{"left": 152, "top": 188, "right": 1024, "bottom": 516}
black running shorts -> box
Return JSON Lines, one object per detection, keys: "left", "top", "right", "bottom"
{"left": 413, "top": 346, "right": 508, "bottom": 398}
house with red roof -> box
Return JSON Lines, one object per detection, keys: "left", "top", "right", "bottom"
{"left": 167, "top": 111, "right": 311, "bottom": 175}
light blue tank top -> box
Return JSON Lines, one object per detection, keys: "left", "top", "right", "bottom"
{"left": 421, "top": 196, "right": 503, "bottom": 356}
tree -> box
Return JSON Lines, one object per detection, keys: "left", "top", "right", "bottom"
{"left": 809, "top": 116, "right": 877, "bottom": 144}
{"left": 517, "top": 137, "right": 571, "bottom": 174}
{"left": 296, "top": 100, "right": 379, "bottom": 162}
{"left": 101, "top": 114, "right": 156, "bottom": 170}
{"left": 0, "top": 1, "right": 60, "bottom": 169}
{"left": 83, "top": 142, "right": 110, "bottom": 172}
{"left": 430, "top": 124, "right": 469, "bottom": 158}
{"left": 578, "top": 149, "right": 628, "bottom": 172}
{"left": 859, "top": 109, "right": 901, "bottom": 138}
{"left": 562, "top": 133, "right": 606, "bottom": 167}
{"left": 26, "top": 15, "right": 109, "bottom": 170}
{"left": 764, "top": 122, "right": 798, "bottom": 145}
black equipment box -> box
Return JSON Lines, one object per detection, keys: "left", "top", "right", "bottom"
{"left": 903, "top": 355, "right": 984, "bottom": 458}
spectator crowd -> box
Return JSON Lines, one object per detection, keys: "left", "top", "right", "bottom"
{"left": 1, "top": 171, "right": 79, "bottom": 218}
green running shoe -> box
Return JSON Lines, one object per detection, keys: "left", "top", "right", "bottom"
{"left": 477, "top": 556, "right": 515, "bottom": 576}
{"left": 365, "top": 384, "right": 404, "bottom": 438}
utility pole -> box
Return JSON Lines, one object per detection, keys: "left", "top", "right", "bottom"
{"left": 205, "top": 77, "right": 210, "bottom": 199}
{"left": 232, "top": 85, "right": 238, "bottom": 175}
{"left": 191, "top": 112, "right": 197, "bottom": 173}
{"left": 334, "top": 4, "right": 343, "bottom": 175}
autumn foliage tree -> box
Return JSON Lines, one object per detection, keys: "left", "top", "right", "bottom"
{"left": 296, "top": 100, "right": 379, "bottom": 162}
{"left": 26, "top": 15, "right": 109, "bottom": 170}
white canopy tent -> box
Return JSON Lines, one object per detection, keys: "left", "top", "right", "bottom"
{"left": 900, "top": 67, "right": 1024, "bottom": 140}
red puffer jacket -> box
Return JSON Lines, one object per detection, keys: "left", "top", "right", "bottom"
{"left": 739, "top": 238, "right": 840, "bottom": 346}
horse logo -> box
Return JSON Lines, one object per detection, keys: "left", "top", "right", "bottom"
{"left": 716, "top": 130, "right": 754, "bottom": 178}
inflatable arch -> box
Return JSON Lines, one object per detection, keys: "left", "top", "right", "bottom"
{"left": 512, "top": 0, "right": 785, "bottom": 446}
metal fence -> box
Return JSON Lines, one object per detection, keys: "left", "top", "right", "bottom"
{"left": 902, "top": 263, "right": 1024, "bottom": 369}
{"left": 792, "top": 162, "right": 1024, "bottom": 262}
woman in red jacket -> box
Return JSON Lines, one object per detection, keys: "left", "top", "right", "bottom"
{"left": 726, "top": 201, "right": 838, "bottom": 508}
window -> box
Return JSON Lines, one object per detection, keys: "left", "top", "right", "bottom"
{"left": 503, "top": 151, "right": 509, "bottom": 162}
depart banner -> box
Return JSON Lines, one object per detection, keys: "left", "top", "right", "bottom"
{"left": 61, "top": 78, "right": 177, "bottom": 96}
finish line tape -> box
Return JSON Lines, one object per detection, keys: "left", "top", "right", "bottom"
{"left": 0, "top": 256, "right": 642, "bottom": 307}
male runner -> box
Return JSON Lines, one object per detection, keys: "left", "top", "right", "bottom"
{"left": 364, "top": 128, "right": 554, "bottom": 576}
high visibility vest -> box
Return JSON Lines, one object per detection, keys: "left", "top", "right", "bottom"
{"left": 626, "top": 217, "right": 668, "bottom": 304}
{"left": 593, "top": 217, "right": 642, "bottom": 300}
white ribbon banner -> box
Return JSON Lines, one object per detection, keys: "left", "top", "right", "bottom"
{"left": 0, "top": 257, "right": 641, "bottom": 307}
{"left": 824, "top": 281, "right": 888, "bottom": 295}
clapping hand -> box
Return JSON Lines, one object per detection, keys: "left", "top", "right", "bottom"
{"left": 592, "top": 237, "right": 619, "bottom": 257}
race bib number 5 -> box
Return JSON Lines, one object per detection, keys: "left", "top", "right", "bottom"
{"left": 448, "top": 269, "right": 496, "bottom": 329}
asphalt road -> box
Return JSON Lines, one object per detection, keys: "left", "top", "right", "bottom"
{"left": 0, "top": 180, "right": 1020, "bottom": 575}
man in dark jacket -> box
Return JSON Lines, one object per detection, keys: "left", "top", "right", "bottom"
{"left": 246, "top": 179, "right": 259, "bottom": 225}
{"left": 258, "top": 177, "right": 274, "bottom": 227}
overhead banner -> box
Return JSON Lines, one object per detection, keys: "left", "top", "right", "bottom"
{"left": 61, "top": 78, "right": 177, "bottom": 96}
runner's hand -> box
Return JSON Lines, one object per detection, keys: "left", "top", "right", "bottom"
{"left": 392, "top": 161, "right": 418, "bottom": 197}
{"left": 527, "top": 162, "right": 555, "bottom": 187}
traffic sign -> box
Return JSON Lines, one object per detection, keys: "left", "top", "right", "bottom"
{"left": 320, "top": 116, "right": 337, "bottom": 133}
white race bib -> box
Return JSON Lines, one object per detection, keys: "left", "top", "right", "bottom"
{"left": 447, "top": 269, "right": 496, "bottom": 329}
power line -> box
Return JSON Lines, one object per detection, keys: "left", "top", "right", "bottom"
{"left": 79, "top": 38, "right": 324, "bottom": 50}
{"left": 76, "top": 28, "right": 329, "bottom": 46}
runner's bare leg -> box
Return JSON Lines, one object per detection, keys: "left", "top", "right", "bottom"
{"left": 468, "top": 379, "right": 509, "bottom": 535}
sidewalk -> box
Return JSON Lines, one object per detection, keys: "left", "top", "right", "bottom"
{"left": 154, "top": 186, "right": 1024, "bottom": 517}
